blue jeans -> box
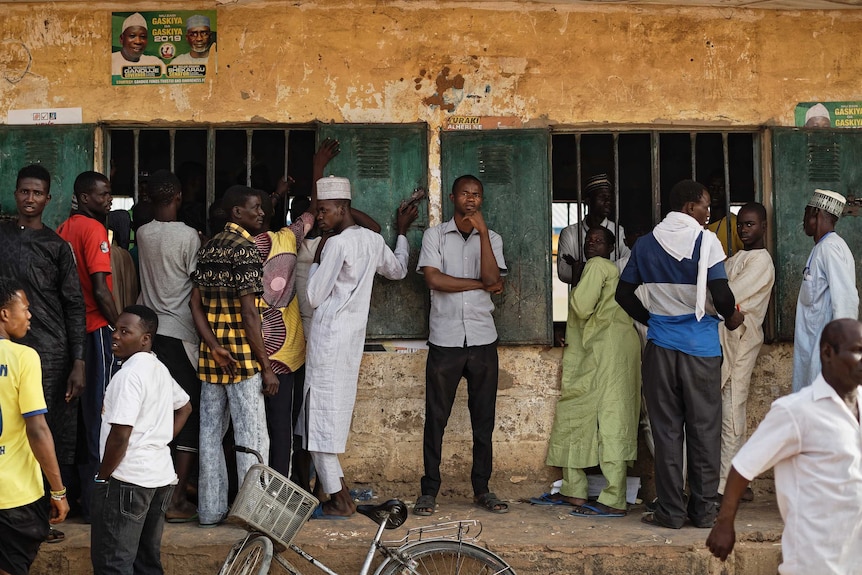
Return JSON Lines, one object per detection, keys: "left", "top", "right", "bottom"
{"left": 90, "top": 478, "right": 174, "bottom": 575}
{"left": 198, "top": 373, "right": 269, "bottom": 525}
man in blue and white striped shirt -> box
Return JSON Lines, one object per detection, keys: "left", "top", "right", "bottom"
{"left": 616, "top": 179, "right": 744, "bottom": 530}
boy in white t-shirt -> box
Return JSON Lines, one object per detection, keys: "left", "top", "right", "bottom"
{"left": 90, "top": 305, "right": 191, "bottom": 574}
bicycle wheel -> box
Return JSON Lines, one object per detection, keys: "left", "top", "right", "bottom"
{"left": 375, "top": 540, "right": 515, "bottom": 575}
{"left": 218, "top": 535, "right": 274, "bottom": 575}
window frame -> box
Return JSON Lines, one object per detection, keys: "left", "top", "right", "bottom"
{"left": 550, "top": 126, "right": 769, "bottom": 336}
{"left": 101, "top": 122, "right": 318, "bottom": 217}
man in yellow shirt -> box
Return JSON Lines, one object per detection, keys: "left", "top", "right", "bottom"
{"left": 706, "top": 171, "right": 743, "bottom": 256}
{"left": 0, "top": 279, "right": 68, "bottom": 574}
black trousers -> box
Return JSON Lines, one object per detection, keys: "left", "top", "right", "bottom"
{"left": 265, "top": 372, "right": 296, "bottom": 479}
{"left": 421, "top": 341, "right": 498, "bottom": 498}
{"left": 642, "top": 341, "right": 722, "bottom": 528}
{"left": 153, "top": 335, "right": 201, "bottom": 452}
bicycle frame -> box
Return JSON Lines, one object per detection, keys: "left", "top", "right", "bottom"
{"left": 277, "top": 514, "right": 389, "bottom": 575}
{"left": 222, "top": 448, "right": 512, "bottom": 575}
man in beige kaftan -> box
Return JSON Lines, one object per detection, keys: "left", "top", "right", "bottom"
{"left": 718, "top": 203, "right": 774, "bottom": 496}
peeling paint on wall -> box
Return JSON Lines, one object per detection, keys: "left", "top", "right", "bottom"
{"left": 422, "top": 66, "right": 465, "bottom": 111}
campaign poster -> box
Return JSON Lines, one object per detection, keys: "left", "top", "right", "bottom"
{"left": 111, "top": 11, "right": 217, "bottom": 86}
{"left": 795, "top": 102, "right": 862, "bottom": 128}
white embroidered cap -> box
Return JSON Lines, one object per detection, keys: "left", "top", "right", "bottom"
{"left": 317, "top": 176, "right": 351, "bottom": 201}
{"left": 122, "top": 13, "right": 148, "bottom": 32}
{"left": 804, "top": 103, "right": 830, "bottom": 124}
{"left": 807, "top": 189, "right": 846, "bottom": 219}
{"left": 186, "top": 15, "right": 210, "bottom": 30}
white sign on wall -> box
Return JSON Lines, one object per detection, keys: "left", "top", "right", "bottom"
{"left": 6, "top": 107, "right": 83, "bottom": 125}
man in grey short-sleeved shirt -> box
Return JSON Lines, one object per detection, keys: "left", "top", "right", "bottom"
{"left": 412, "top": 174, "right": 508, "bottom": 517}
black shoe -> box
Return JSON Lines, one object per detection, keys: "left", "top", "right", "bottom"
{"left": 641, "top": 512, "right": 682, "bottom": 529}
{"left": 690, "top": 516, "right": 716, "bottom": 529}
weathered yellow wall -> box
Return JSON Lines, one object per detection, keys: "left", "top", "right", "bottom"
{"left": 0, "top": 1, "right": 851, "bottom": 494}
{"left": 350, "top": 342, "right": 792, "bottom": 498}
{"left": 3, "top": 2, "right": 859, "bottom": 125}
{"left": 2, "top": 1, "right": 861, "bottom": 204}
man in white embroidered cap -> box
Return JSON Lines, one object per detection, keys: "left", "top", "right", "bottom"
{"left": 803, "top": 103, "right": 832, "bottom": 128}
{"left": 171, "top": 15, "right": 214, "bottom": 66}
{"left": 299, "top": 176, "right": 418, "bottom": 518}
{"left": 793, "top": 188, "right": 858, "bottom": 392}
{"left": 111, "top": 12, "right": 166, "bottom": 77}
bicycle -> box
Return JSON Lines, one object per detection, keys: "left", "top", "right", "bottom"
{"left": 219, "top": 446, "right": 517, "bottom": 575}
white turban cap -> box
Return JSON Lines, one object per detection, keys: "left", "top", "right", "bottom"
{"left": 317, "top": 176, "right": 351, "bottom": 201}
{"left": 186, "top": 15, "right": 211, "bottom": 30}
{"left": 122, "top": 13, "right": 147, "bottom": 32}
{"left": 805, "top": 103, "right": 830, "bottom": 124}
{"left": 807, "top": 189, "right": 846, "bottom": 219}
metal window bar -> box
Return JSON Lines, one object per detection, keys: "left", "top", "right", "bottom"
{"left": 283, "top": 128, "right": 290, "bottom": 224}
{"left": 722, "top": 132, "right": 733, "bottom": 256}
{"left": 169, "top": 129, "right": 176, "bottom": 173}
{"left": 558, "top": 128, "right": 761, "bottom": 255}
{"left": 207, "top": 127, "right": 216, "bottom": 235}
{"left": 690, "top": 131, "right": 697, "bottom": 180}
{"left": 575, "top": 133, "right": 583, "bottom": 261}
{"left": 133, "top": 128, "right": 140, "bottom": 204}
{"left": 651, "top": 131, "right": 661, "bottom": 226}
{"left": 613, "top": 132, "right": 621, "bottom": 257}
{"left": 246, "top": 129, "right": 254, "bottom": 187}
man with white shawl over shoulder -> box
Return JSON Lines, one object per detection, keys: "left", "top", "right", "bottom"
{"left": 616, "top": 179, "right": 744, "bottom": 530}
{"left": 301, "top": 176, "right": 418, "bottom": 518}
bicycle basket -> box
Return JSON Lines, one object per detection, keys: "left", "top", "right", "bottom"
{"left": 228, "top": 463, "right": 319, "bottom": 549}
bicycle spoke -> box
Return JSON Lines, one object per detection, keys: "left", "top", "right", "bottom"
{"left": 384, "top": 541, "right": 513, "bottom": 575}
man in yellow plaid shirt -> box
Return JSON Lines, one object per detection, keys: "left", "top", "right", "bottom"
{"left": 190, "top": 184, "right": 277, "bottom": 528}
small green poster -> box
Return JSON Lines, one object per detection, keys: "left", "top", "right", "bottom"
{"left": 795, "top": 102, "right": 862, "bottom": 128}
{"left": 111, "top": 11, "right": 217, "bottom": 86}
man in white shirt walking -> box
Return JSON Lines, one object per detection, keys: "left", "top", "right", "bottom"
{"left": 708, "top": 318, "right": 862, "bottom": 575}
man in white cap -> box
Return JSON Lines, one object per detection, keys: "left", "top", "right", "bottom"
{"left": 171, "top": 15, "right": 214, "bottom": 66}
{"left": 557, "top": 173, "right": 629, "bottom": 285}
{"left": 301, "top": 176, "right": 417, "bottom": 518}
{"left": 803, "top": 103, "right": 832, "bottom": 128}
{"left": 792, "top": 189, "right": 858, "bottom": 392}
{"left": 111, "top": 12, "right": 166, "bottom": 77}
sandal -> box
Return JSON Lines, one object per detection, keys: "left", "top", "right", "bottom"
{"left": 46, "top": 527, "right": 65, "bottom": 544}
{"left": 569, "top": 502, "right": 626, "bottom": 518}
{"left": 528, "top": 493, "right": 574, "bottom": 506}
{"left": 474, "top": 492, "right": 509, "bottom": 514}
{"left": 413, "top": 495, "right": 436, "bottom": 516}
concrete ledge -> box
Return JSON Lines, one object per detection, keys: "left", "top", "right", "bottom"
{"left": 32, "top": 495, "right": 782, "bottom": 575}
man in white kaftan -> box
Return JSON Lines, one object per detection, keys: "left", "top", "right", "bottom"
{"left": 792, "top": 189, "right": 858, "bottom": 392}
{"left": 302, "top": 176, "right": 417, "bottom": 517}
{"left": 717, "top": 203, "right": 774, "bottom": 496}
{"left": 557, "top": 174, "right": 629, "bottom": 285}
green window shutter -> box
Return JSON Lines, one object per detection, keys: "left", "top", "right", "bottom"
{"left": 317, "top": 123, "right": 429, "bottom": 339}
{"left": 0, "top": 125, "right": 95, "bottom": 230}
{"left": 772, "top": 127, "right": 862, "bottom": 340}
{"left": 441, "top": 129, "right": 552, "bottom": 345}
